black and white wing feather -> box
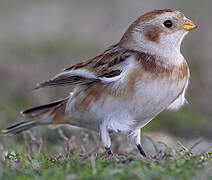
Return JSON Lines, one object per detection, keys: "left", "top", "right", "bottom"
{"left": 35, "top": 45, "right": 134, "bottom": 89}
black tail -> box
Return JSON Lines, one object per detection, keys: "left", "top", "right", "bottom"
{"left": 21, "top": 98, "right": 67, "bottom": 117}
{"left": 2, "top": 98, "right": 68, "bottom": 135}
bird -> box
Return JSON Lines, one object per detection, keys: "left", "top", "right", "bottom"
{"left": 2, "top": 9, "right": 197, "bottom": 157}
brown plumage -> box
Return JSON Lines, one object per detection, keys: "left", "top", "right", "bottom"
{"left": 36, "top": 43, "right": 189, "bottom": 90}
{"left": 2, "top": 9, "right": 197, "bottom": 157}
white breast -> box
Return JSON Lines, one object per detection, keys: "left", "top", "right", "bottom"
{"left": 131, "top": 75, "right": 188, "bottom": 129}
{"left": 167, "top": 80, "right": 188, "bottom": 110}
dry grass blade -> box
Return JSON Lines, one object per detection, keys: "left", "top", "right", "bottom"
{"left": 82, "top": 146, "right": 100, "bottom": 160}
{"left": 90, "top": 155, "right": 97, "bottom": 175}
{"left": 58, "top": 129, "right": 77, "bottom": 156}
{"left": 91, "top": 132, "right": 99, "bottom": 146}
{"left": 58, "top": 129, "right": 69, "bottom": 141}
{"left": 58, "top": 129, "right": 70, "bottom": 156}
{"left": 157, "top": 141, "right": 169, "bottom": 149}
{"left": 177, "top": 141, "right": 189, "bottom": 153}
{"left": 23, "top": 130, "right": 43, "bottom": 157}
{"left": 145, "top": 135, "right": 159, "bottom": 154}
{"left": 189, "top": 138, "right": 203, "bottom": 151}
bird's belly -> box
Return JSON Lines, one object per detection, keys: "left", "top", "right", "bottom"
{"left": 65, "top": 77, "right": 187, "bottom": 132}
{"left": 65, "top": 87, "right": 135, "bottom": 132}
{"left": 132, "top": 78, "right": 187, "bottom": 121}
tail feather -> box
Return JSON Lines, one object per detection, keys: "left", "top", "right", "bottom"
{"left": 21, "top": 98, "right": 67, "bottom": 118}
{"left": 2, "top": 120, "right": 41, "bottom": 135}
{"left": 2, "top": 98, "right": 68, "bottom": 135}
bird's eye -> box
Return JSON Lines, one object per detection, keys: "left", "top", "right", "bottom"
{"left": 163, "top": 20, "right": 173, "bottom": 28}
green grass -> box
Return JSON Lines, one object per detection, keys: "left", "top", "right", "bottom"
{"left": 1, "top": 146, "right": 211, "bottom": 180}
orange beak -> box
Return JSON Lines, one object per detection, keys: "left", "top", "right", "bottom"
{"left": 183, "top": 19, "right": 197, "bottom": 31}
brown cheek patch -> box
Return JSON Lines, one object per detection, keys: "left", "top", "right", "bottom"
{"left": 144, "top": 26, "right": 163, "bottom": 43}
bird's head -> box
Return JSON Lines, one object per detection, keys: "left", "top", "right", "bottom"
{"left": 120, "top": 9, "right": 197, "bottom": 61}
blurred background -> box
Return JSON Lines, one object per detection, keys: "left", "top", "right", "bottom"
{"left": 0, "top": 0, "right": 211, "bottom": 154}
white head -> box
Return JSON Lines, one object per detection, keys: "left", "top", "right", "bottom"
{"left": 119, "top": 9, "right": 197, "bottom": 64}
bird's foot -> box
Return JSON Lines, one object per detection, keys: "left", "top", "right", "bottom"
{"left": 105, "top": 147, "right": 113, "bottom": 156}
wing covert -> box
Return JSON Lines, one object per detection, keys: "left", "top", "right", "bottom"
{"left": 35, "top": 45, "right": 134, "bottom": 89}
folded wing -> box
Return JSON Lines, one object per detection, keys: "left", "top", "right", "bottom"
{"left": 35, "top": 45, "right": 133, "bottom": 89}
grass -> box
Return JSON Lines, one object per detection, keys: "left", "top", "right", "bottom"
{"left": 0, "top": 133, "right": 211, "bottom": 180}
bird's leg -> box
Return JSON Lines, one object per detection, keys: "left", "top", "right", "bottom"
{"left": 129, "top": 129, "right": 146, "bottom": 157}
{"left": 100, "top": 123, "right": 112, "bottom": 155}
{"left": 137, "top": 144, "right": 146, "bottom": 157}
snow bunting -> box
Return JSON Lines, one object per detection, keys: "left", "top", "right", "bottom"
{"left": 3, "top": 9, "right": 197, "bottom": 156}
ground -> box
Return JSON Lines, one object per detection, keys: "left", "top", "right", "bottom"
{"left": 1, "top": 130, "right": 211, "bottom": 180}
